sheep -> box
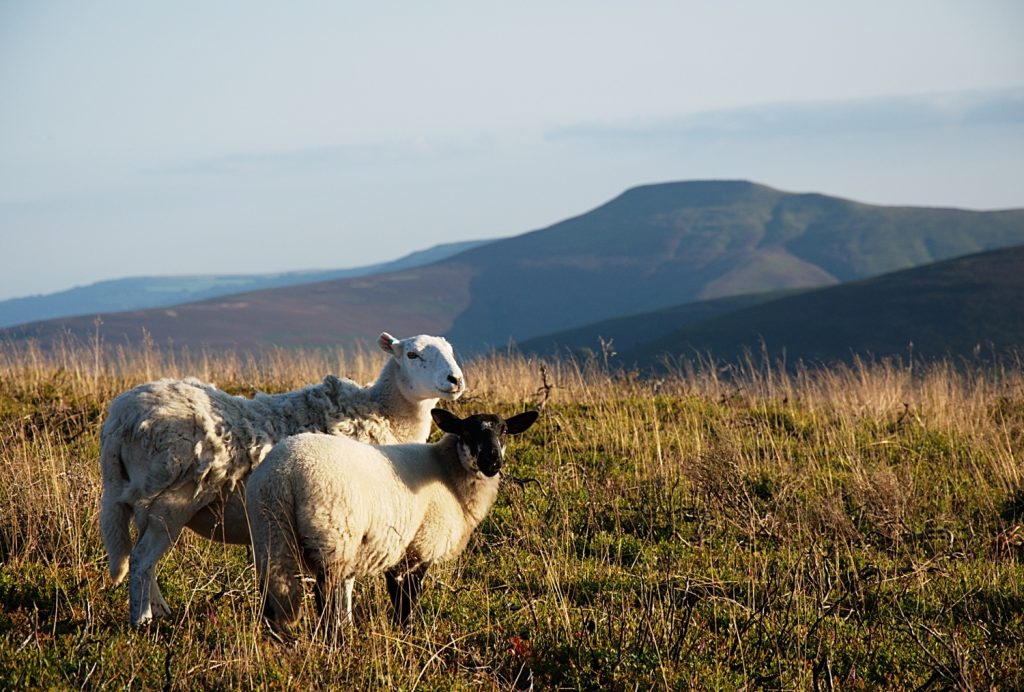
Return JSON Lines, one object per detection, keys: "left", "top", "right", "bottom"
{"left": 245, "top": 407, "right": 539, "bottom": 637}
{"left": 99, "top": 332, "right": 465, "bottom": 627}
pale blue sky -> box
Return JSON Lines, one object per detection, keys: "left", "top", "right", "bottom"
{"left": 1, "top": 1, "right": 1022, "bottom": 301}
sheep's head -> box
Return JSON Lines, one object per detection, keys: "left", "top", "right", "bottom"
{"left": 431, "top": 408, "right": 539, "bottom": 477}
{"left": 379, "top": 332, "right": 466, "bottom": 402}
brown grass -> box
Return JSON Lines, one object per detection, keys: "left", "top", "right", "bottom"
{"left": 1, "top": 338, "right": 1022, "bottom": 688}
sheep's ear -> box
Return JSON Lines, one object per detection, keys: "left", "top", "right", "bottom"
{"left": 378, "top": 332, "right": 400, "bottom": 355}
{"left": 505, "top": 410, "right": 539, "bottom": 435}
{"left": 431, "top": 408, "right": 462, "bottom": 435}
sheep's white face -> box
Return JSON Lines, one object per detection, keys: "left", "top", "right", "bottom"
{"left": 379, "top": 332, "right": 466, "bottom": 402}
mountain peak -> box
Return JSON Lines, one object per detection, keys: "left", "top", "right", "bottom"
{"left": 614, "top": 179, "right": 779, "bottom": 204}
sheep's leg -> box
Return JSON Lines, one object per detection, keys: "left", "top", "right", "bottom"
{"left": 133, "top": 508, "right": 172, "bottom": 620}
{"left": 385, "top": 563, "right": 429, "bottom": 628}
{"left": 342, "top": 577, "right": 355, "bottom": 626}
{"left": 252, "top": 519, "right": 304, "bottom": 637}
{"left": 256, "top": 556, "right": 302, "bottom": 640}
{"left": 128, "top": 497, "right": 188, "bottom": 627}
{"left": 314, "top": 567, "right": 350, "bottom": 645}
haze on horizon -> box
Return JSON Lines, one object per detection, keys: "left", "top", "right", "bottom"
{"left": 1, "top": 1, "right": 1022, "bottom": 302}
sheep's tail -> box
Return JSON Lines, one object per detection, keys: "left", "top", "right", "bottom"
{"left": 99, "top": 435, "right": 133, "bottom": 584}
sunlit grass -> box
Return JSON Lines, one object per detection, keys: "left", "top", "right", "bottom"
{"left": 1, "top": 337, "right": 1022, "bottom": 688}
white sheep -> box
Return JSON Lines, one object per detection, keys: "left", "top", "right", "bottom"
{"left": 245, "top": 407, "right": 539, "bottom": 636}
{"left": 99, "top": 332, "right": 465, "bottom": 627}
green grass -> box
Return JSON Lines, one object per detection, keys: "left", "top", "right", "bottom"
{"left": 0, "top": 344, "right": 1022, "bottom": 688}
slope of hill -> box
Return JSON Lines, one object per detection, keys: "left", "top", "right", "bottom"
{"left": 0, "top": 240, "right": 488, "bottom": 329}
{"left": 4, "top": 181, "right": 1024, "bottom": 354}
{"left": 3, "top": 263, "right": 476, "bottom": 352}
{"left": 621, "top": 244, "right": 1024, "bottom": 367}
{"left": 516, "top": 289, "right": 804, "bottom": 358}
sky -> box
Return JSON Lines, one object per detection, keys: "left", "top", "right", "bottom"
{"left": 1, "top": 1, "right": 1022, "bottom": 302}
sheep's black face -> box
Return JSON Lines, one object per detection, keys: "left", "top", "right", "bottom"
{"left": 432, "top": 408, "right": 540, "bottom": 478}
{"left": 459, "top": 415, "right": 507, "bottom": 477}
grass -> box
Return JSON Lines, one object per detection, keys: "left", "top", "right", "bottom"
{"left": 0, "top": 338, "right": 1022, "bottom": 689}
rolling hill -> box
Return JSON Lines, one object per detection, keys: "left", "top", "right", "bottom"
{"left": 615, "top": 244, "right": 1024, "bottom": 367}
{"left": 4, "top": 180, "right": 1024, "bottom": 354}
{"left": 0, "top": 239, "right": 488, "bottom": 329}
{"left": 515, "top": 289, "right": 806, "bottom": 358}
{"left": 3, "top": 263, "right": 475, "bottom": 352}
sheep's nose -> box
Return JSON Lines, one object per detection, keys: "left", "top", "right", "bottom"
{"left": 480, "top": 450, "right": 502, "bottom": 473}
{"left": 447, "top": 374, "right": 462, "bottom": 386}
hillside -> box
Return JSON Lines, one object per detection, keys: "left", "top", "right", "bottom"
{"left": 516, "top": 289, "right": 804, "bottom": 358}
{"left": 0, "top": 239, "right": 488, "bottom": 329}
{"left": 621, "top": 244, "right": 1024, "bottom": 367}
{"left": 3, "top": 263, "right": 476, "bottom": 352}
{"left": 4, "top": 181, "right": 1024, "bottom": 353}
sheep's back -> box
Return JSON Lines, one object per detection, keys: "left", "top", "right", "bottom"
{"left": 258, "top": 434, "right": 430, "bottom": 576}
{"left": 103, "top": 378, "right": 278, "bottom": 501}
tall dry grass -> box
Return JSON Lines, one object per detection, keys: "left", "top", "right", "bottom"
{"left": 1, "top": 337, "right": 1022, "bottom": 688}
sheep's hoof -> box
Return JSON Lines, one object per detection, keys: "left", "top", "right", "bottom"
{"left": 129, "top": 602, "right": 154, "bottom": 629}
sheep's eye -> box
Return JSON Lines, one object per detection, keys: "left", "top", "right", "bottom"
{"left": 407, "top": 352, "right": 420, "bottom": 360}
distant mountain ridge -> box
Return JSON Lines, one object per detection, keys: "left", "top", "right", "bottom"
{"left": 4, "top": 180, "right": 1024, "bottom": 356}
{"left": 0, "top": 239, "right": 489, "bottom": 329}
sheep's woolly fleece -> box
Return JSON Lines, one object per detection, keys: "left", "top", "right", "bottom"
{"left": 99, "top": 332, "right": 464, "bottom": 627}
{"left": 107, "top": 374, "right": 398, "bottom": 509}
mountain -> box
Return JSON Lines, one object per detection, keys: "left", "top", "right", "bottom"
{"left": 442, "top": 180, "right": 1024, "bottom": 349}
{"left": 4, "top": 181, "right": 1024, "bottom": 354}
{"left": 0, "top": 239, "right": 489, "bottom": 329}
{"left": 618, "top": 244, "right": 1024, "bottom": 367}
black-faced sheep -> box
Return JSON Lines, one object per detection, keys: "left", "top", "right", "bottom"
{"left": 100, "top": 332, "right": 465, "bottom": 627}
{"left": 245, "top": 408, "right": 539, "bottom": 637}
